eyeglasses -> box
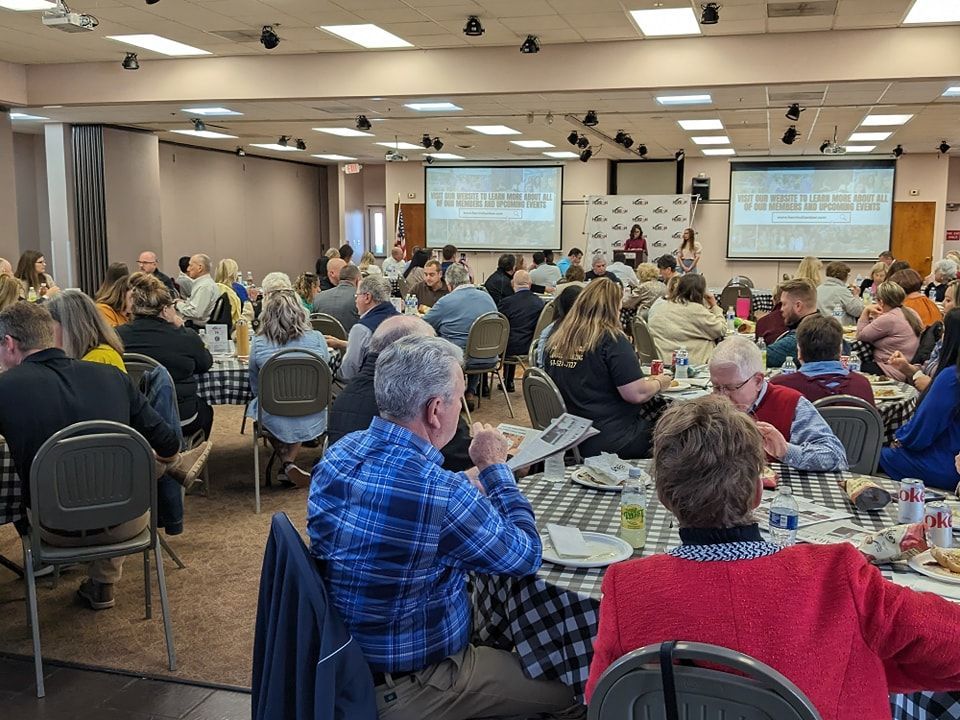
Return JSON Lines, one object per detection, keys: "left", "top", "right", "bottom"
{"left": 138, "top": 260, "right": 157, "bottom": 266}
{"left": 711, "top": 375, "right": 758, "bottom": 395}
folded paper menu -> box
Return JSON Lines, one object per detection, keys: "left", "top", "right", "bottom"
{"left": 546, "top": 523, "right": 593, "bottom": 558}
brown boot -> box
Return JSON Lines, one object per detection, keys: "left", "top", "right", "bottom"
{"left": 166, "top": 441, "right": 212, "bottom": 490}
{"left": 77, "top": 579, "right": 115, "bottom": 610}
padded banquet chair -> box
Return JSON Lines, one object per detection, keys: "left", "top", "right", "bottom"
{"left": 631, "top": 317, "right": 660, "bottom": 365}
{"left": 813, "top": 395, "right": 883, "bottom": 475}
{"left": 21, "top": 421, "right": 176, "bottom": 697}
{"left": 207, "top": 292, "right": 234, "bottom": 338}
{"left": 719, "top": 284, "right": 754, "bottom": 320}
{"left": 588, "top": 641, "right": 821, "bottom": 720}
{"left": 310, "top": 312, "right": 348, "bottom": 342}
{"left": 462, "top": 312, "right": 514, "bottom": 424}
{"left": 725, "top": 275, "right": 755, "bottom": 289}
{"left": 252, "top": 349, "right": 331, "bottom": 514}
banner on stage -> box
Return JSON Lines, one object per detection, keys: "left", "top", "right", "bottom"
{"left": 585, "top": 194, "right": 691, "bottom": 262}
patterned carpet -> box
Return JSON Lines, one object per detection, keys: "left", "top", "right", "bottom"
{"left": 0, "top": 383, "right": 530, "bottom": 689}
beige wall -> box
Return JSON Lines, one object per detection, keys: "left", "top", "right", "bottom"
{"left": 103, "top": 128, "right": 162, "bottom": 270}
{"left": 12, "top": 132, "right": 50, "bottom": 261}
{"left": 0, "top": 114, "right": 20, "bottom": 262}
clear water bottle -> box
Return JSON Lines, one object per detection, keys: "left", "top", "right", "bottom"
{"left": 405, "top": 294, "right": 417, "bottom": 315}
{"left": 855, "top": 273, "right": 863, "bottom": 287}
{"left": 862, "top": 288, "right": 872, "bottom": 305}
{"left": 246, "top": 271, "right": 254, "bottom": 288}
{"left": 832, "top": 303, "right": 844, "bottom": 321}
{"left": 780, "top": 356, "right": 797, "bottom": 374}
{"left": 620, "top": 467, "right": 647, "bottom": 550}
{"left": 768, "top": 486, "right": 799, "bottom": 546}
{"left": 543, "top": 452, "right": 566, "bottom": 483}
{"left": 756, "top": 337, "right": 767, "bottom": 369}
{"left": 675, "top": 346, "right": 689, "bottom": 379}
{"left": 928, "top": 284, "right": 936, "bottom": 299}
{"left": 848, "top": 351, "right": 861, "bottom": 373}
{"left": 726, "top": 306, "right": 736, "bottom": 331}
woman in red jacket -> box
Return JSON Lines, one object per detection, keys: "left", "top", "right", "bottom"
{"left": 585, "top": 394, "right": 960, "bottom": 719}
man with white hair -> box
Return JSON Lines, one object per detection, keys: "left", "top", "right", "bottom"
{"left": 175, "top": 253, "right": 218, "bottom": 327}
{"left": 381, "top": 244, "right": 408, "bottom": 277}
{"left": 925, "top": 258, "right": 959, "bottom": 302}
{"left": 709, "top": 335, "right": 847, "bottom": 472}
{"left": 308, "top": 335, "right": 580, "bottom": 719}
{"left": 326, "top": 274, "right": 398, "bottom": 380}
{"left": 584, "top": 253, "right": 623, "bottom": 286}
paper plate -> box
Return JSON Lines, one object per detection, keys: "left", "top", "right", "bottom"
{"left": 571, "top": 467, "right": 624, "bottom": 492}
{"left": 540, "top": 531, "right": 635, "bottom": 568}
{"left": 662, "top": 381, "right": 692, "bottom": 392}
{"left": 909, "top": 550, "right": 960, "bottom": 586}
{"left": 864, "top": 374, "right": 896, "bottom": 386}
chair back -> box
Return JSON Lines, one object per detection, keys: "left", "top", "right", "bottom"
{"left": 258, "top": 348, "right": 332, "bottom": 420}
{"left": 813, "top": 395, "right": 883, "bottom": 474}
{"left": 726, "top": 276, "right": 755, "bottom": 289}
{"left": 465, "top": 312, "right": 510, "bottom": 363}
{"left": 123, "top": 352, "right": 163, "bottom": 391}
{"left": 208, "top": 292, "right": 234, "bottom": 337}
{"left": 588, "top": 641, "right": 821, "bottom": 720}
{"left": 531, "top": 301, "right": 556, "bottom": 342}
{"left": 310, "top": 313, "right": 348, "bottom": 341}
{"left": 631, "top": 317, "right": 660, "bottom": 365}
{"left": 719, "top": 285, "right": 753, "bottom": 316}
{"left": 522, "top": 368, "right": 567, "bottom": 430}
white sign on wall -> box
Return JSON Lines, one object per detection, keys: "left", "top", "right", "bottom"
{"left": 585, "top": 194, "right": 691, "bottom": 262}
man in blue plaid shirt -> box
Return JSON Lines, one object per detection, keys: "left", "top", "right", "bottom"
{"left": 307, "top": 335, "right": 581, "bottom": 719}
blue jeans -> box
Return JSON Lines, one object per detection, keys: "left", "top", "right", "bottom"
{"left": 466, "top": 357, "right": 497, "bottom": 394}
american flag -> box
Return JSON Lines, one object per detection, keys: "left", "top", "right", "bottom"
{"left": 395, "top": 201, "right": 406, "bottom": 254}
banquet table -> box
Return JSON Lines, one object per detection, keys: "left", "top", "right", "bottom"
{"left": 196, "top": 349, "right": 342, "bottom": 406}
{"left": 472, "top": 463, "right": 959, "bottom": 718}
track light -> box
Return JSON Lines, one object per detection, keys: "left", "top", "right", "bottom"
{"left": 463, "top": 15, "right": 484, "bottom": 36}
{"left": 424, "top": 156, "right": 435, "bottom": 164}
{"left": 146, "top": 0, "right": 159, "bottom": 4}
{"left": 675, "top": 149, "right": 685, "bottom": 161}
{"left": 893, "top": 144, "right": 904, "bottom": 158}
{"left": 577, "top": 135, "right": 590, "bottom": 149}
{"left": 579, "top": 147, "right": 592, "bottom": 162}
{"left": 277, "top": 135, "right": 290, "bottom": 147}
{"left": 192, "top": 118, "right": 206, "bottom": 132}
{"left": 583, "top": 110, "right": 598, "bottom": 127}
{"left": 782, "top": 125, "right": 799, "bottom": 145}
{"left": 236, "top": 147, "right": 246, "bottom": 157}
{"left": 939, "top": 140, "right": 951, "bottom": 154}
{"left": 785, "top": 103, "right": 803, "bottom": 122}
{"left": 295, "top": 138, "right": 307, "bottom": 151}
{"left": 432, "top": 137, "right": 444, "bottom": 151}
{"left": 614, "top": 130, "right": 626, "bottom": 145}
{"left": 819, "top": 140, "right": 830, "bottom": 153}
{"left": 638, "top": 144, "right": 648, "bottom": 157}
{"left": 567, "top": 131, "right": 579, "bottom": 146}
{"left": 421, "top": 133, "right": 432, "bottom": 149}
{"left": 260, "top": 25, "right": 280, "bottom": 50}
{"left": 356, "top": 115, "right": 372, "bottom": 131}
{"left": 121, "top": 52, "right": 139, "bottom": 70}
{"left": 700, "top": 2, "right": 720, "bottom": 24}
{"left": 520, "top": 35, "right": 540, "bottom": 54}
{"left": 545, "top": 112, "right": 554, "bottom": 125}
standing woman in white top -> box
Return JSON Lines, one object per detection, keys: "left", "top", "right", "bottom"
{"left": 675, "top": 228, "right": 702, "bottom": 275}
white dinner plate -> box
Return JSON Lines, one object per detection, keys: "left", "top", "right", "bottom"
{"left": 571, "top": 468, "right": 623, "bottom": 492}
{"left": 662, "top": 381, "right": 692, "bottom": 392}
{"left": 908, "top": 550, "right": 960, "bottom": 586}
{"left": 863, "top": 374, "right": 896, "bottom": 386}
{"left": 873, "top": 388, "right": 906, "bottom": 401}
{"left": 540, "top": 531, "right": 634, "bottom": 568}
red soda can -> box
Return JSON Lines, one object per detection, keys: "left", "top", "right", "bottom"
{"left": 650, "top": 360, "right": 664, "bottom": 376}
{"left": 897, "top": 478, "right": 925, "bottom": 524}
{"left": 839, "top": 355, "right": 850, "bottom": 369}
{"left": 925, "top": 501, "right": 953, "bottom": 548}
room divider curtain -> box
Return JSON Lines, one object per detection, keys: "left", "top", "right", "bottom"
{"left": 72, "top": 124, "right": 108, "bottom": 296}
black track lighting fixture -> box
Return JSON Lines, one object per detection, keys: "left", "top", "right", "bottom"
{"left": 567, "top": 131, "right": 579, "bottom": 146}
{"left": 463, "top": 15, "right": 484, "bottom": 37}
{"left": 260, "top": 25, "right": 280, "bottom": 50}
{"left": 295, "top": 138, "right": 307, "bottom": 151}
{"left": 785, "top": 103, "right": 803, "bottom": 122}
{"left": 424, "top": 155, "right": 435, "bottom": 165}
{"left": 421, "top": 133, "right": 433, "bottom": 149}
{"left": 192, "top": 118, "right": 206, "bottom": 132}
{"left": 277, "top": 135, "right": 290, "bottom": 147}
{"left": 236, "top": 147, "right": 246, "bottom": 157}
{"left": 432, "top": 137, "right": 444, "bottom": 151}
{"left": 939, "top": 140, "right": 951, "bottom": 154}
{"left": 675, "top": 149, "right": 685, "bottom": 161}
{"left": 782, "top": 125, "right": 799, "bottom": 145}
{"left": 638, "top": 144, "right": 648, "bottom": 157}
{"left": 614, "top": 130, "right": 626, "bottom": 145}
{"left": 576, "top": 135, "right": 590, "bottom": 149}
{"left": 700, "top": 2, "right": 720, "bottom": 24}
{"left": 893, "top": 144, "right": 904, "bottom": 158}
{"left": 583, "top": 110, "right": 598, "bottom": 127}
{"left": 579, "top": 147, "right": 593, "bottom": 162}
{"left": 520, "top": 35, "right": 540, "bottom": 54}
{"left": 819, "top": 140, "right": 830, "bottom": 153}
{"left": 356, "top": 115, "right": 372, "bottom": 131}
{"left": 121, "top": 52, "right": 139, "bottom": 70}
{"left": 146, "top": 0, "right": 159, "bottom": 4}
{"left": 622, "top": 136, "right": 634, "bottom": 149}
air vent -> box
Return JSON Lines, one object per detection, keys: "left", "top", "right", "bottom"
{"left": 768, "top": 90, "right": 825, "bottom": 103}
{"left": 208, "top": 29, "right": 262, "bottom": 43}
{"left": 728, "top": 121, "right": 768, "bottom": 130}
{"left": 767, "top": 2, "right": 837, "bottom": 18}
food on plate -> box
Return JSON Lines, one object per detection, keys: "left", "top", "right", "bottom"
{"left": 760, "top": 466, "right": 778, "bottom": 489}
{"left": 931, "top": 547, "right": 960, "bottom": 574}
{"left": 873, "top": 387, "right": 900, "bottom": 399}
{"left": 670, "top": 379, "right": 680, "bottom": 388}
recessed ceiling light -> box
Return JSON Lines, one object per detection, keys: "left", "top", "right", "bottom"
{"left": 249, "top": 143, "right": 303, "bottom": 152}
{"left": 181, "top": 107, "right": 243, "bottom": 116}
{"left": 312, "top": 154, "right": 357, "bottom": 161}
{"left": 657, "top": 94, "right": 712, "bottom": 105}
{"left": 375, "top": 141, "right": 422, "bottom": 150}
{"left": 424, "top": 153, "right": 465, "bottom": 160}
{"left": 848, "top": 131, "right": 892, "bottom": 142}
{"left": 702, "top": 148, "right": 736, "bottom": 156}
{"left": 860, "top": 114, "right": 914, "bottom": 126}
{"left": 543, "top": 151, "right": 580, "bottom": 158}
{"left": 691, "top": 136, "right": 731, "bottom": 145}
{"left": 313, "top": 127, "right": 375, "bottom": 137}
{"left": 404, "top": 102, "right": 462, "bottom": 112}
{"left": 843, "top": 145, "right": 876, "bottom": 153}
{"left": 942, "top": 87, "right": 960, "bottom": 97}
{"left": 904, "top": 0, "right": 960, "bottom": 24}
{"left": 678, "top": 119, "right": 724, "bottom": 131}
{"left": 319, "top": 24, "right": 413, "bottom": 49}
{"left": 629, "top": 8, "right": 701, "bottom": 36}
{"left": 170, "top": 129, "right": 238, "bottom": 139}
{"left": 9, "top": 112, "right": 49, "bottom": 120}
{"left": 0, "top": 0, "right": 55, "bottom": 10}
{"left": 510, "top": 140, "right": 555, "bottom": 148}
{"left": 466, "top": 125, "right": 522, "bottom": 135}
{"left": 107, "top": 34, "right": 211, "bottom": 56}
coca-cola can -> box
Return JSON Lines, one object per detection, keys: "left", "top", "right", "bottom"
{"left": 897, "top": 478, "right": 925, "bottom": 524}
{"left": 925, "top": 501, "right": 953, "bottom": 548}
{"left": 839, "top": 355, "right": 850, "bottom": 370}
{"left": 650, "top": 360, "right": 664, "bottom": 376}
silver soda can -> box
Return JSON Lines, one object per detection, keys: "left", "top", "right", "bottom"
{"left": 924, "top": 501, "right": 953, "bottom": 548}
{"left": 897, "top": 478, "right": 925, "bottom": 524}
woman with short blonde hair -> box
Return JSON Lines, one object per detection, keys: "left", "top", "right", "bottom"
{"left": 632, "top": 262, "right": 666, "bottom": 316}
{"left": 358, "top": 251, "right": 382, "bottom": 277}
{"left": 856, "top": 281, "right": 922, "bottom": 380}
{"left": 0, "top": 274, "right": 20, "bottom": 312}
{"left": 795, "top": 256, "right": 823, "bottom": 286}
{"left": 860, "top": 261, "right": 887, "bottom": 297}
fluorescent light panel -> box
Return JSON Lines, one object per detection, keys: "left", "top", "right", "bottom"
{"left": 691, "top": 136, "right": 731, "bottom": 145}
{"left": 702, "top": 148, "right": 736, "bottom": 156}
{"left": 107, "top": 34, "right": 211, "bottom": 56}
{"left": 313, "top": 127, "right": 374, "bottom": 137}
{"left": 312, "top": 154, "right": 357, "bottom": 161}
{"left": 0, "top": 0, "right": 54, "bottom": 10}
{"left": 466, "top": 125, "right": 522, "bottom": 135}
{"left": 943, "top": 87, "right": 960, "bottom": 97}
{"left": 9, "top": 112, "right": 48, "bottom": 120}
{"left": 629, "top": 8, "right": 701, "bottom": 36}
{"left": 678, "top": 119, "right": 723, "bottom": 131}
{"left": 860, "top": 114, "right": 913, "bottom": 126}
{"left": 375, "top": 141, "right": 422, "bottom": 150}
{"left": 848, "top": 131, "right": 892, "bottom": 142}
{"left": 181, "top": 107, "right": 243, "bottom": 116}
{"left": 425, "top": 153, "right": 465, "bottom": 160}
{"left": 657, "top": 94, "right": 712, "bottom": 105}
{"left": 843, "top": 145, "right": 876, "bottom": 153}
{"left": 404, "top": 102, "right": 462, "bottom": 111}
{"left": 510, "top": 140, "right": 554, "bottom": 148}
{"left": 319, "top": 24, "right": 413, "bottom": 49}
{"left": 904, "top": 0, "right": 960, "bottom": 24}
{"left": 170, "top": 129, "right": 238, "bottom": 139}
{"left": 249, "top": 143, "right": 302, "bottom": 152}
{"left": 543, "top": 151, "right": 579, "bottom": 158}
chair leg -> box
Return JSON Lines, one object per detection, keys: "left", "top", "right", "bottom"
{"left": 22, "top": 544, "right": 45, "bottom": 698}
{"left": 143, "top": 550, "right": 152, "bottom": 620}
{"left": 154, "top": 539, "right": 177, "bottom": 671}
{"left": 252, "top": 431, "right": 261, "bottom": 514}
{"left": 159, "top": 536, "right": 186, "bottom": 569}
{"left": 240, "top": 401, "right": 249, "bottom": 434}
{"left": 497, "top": 370, "right": 515, "bottom": 418}
{"left": 461, "top": 395, "right": 472, "bottom": 425}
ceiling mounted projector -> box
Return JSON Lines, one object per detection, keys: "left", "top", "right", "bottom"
{"left": 42, "top": 2, "right": 98, "bottom": 32}
{"left": 385, "top": 150, "right": 409, "bottom": 162}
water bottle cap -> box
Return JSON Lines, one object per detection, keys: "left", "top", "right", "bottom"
{"left": 780, "top": 486, "right": 792, "bottom": 495}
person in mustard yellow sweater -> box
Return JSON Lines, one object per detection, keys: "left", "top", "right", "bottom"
{"left": 46, "top": 289, "right": 127, "bottom": 373}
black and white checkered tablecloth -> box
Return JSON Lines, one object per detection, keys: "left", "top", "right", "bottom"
{"left": 196, "top": 350, "right": 342, "bottom": 406}
{"left": 0, "top": 436, "right": 22, "bottom": 528}
{"left": 473, "top": 463, "right": 958, "bottom": 716}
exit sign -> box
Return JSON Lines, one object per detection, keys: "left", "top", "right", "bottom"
{"left": 947, "top": 230, "right": 960, "bottom": 242}
{"left": 343, "top": 163, "right": 363, "bottom": 174}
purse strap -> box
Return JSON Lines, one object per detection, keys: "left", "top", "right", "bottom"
{"left": 659, "top": 641, "right": 680, "bottom": 720}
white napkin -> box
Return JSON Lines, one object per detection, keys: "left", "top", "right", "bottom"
{"left": 546, "top": 523, "right": 592, "bottom": 558}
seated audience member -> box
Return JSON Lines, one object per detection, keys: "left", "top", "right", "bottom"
{"left": 513, "top": 253, "right": 526, "bottom": 272}
{"left": 535, "top": 285, "right": 583, "bottom": 368}
{"left": 606, "top": 251, "right": 640, "bottom": 289}
{"left": 0, "top": 256, "right": 13, "bottom": 277}
{"left": 879, "top": 250, "right": 895, "bottom": 267}
{"left": 175, "top": 253, "right": 218, "bottom": 327}
{"left": 338, "top": 244, "right": 354, "bottom": 264}
{"left": 0, "top": 302, "right": 207, "bottom": 610}
{"left": 358, "top": 251, "right": 382, "bottom": 277}
{"left": 327, "top": 274, "right": 398, "bottom": 381}
{"left": 766, "top": 279, "right": 820, "bottom": 368}
{"left": 887, "top": 259, "right": 911, "bottom": 277}
{"left": 755, "top": 284, "right": 787, "bottom": 347}
{"left": 48, "top": 290, "right": 127, "bottom": 371}
{"left": 709, "top": 336, "right": 846, "bottom": 471}
{"left": 16, "top": 250, "right": 59, "bottom": 300}
{"left": 817, "top": 261, "right": 864, "bottom": 325}
{"left": 556, "top": 247, "right": 583, "bottom": 276}
{"left": 176, "top": 255, "right": 193, "bottom": 298}
{"left": 246, "top": 273, "right": 330, "bottom": 487}
{"left": 655, "top": 254, "right": 679, "bottom": 283}
{"left": 484, "top": 253, "right": 516, "bottom": 306}
{"left": 0, "top": 274, "right": 19, "bottom": 312}
{"left": 889, "top": 285, "right": 959, "bottom": 391}
{"left": 891, "top": 268, "right": 942, "bottom": 329}
{"left": 770, "top": 315, "right": 874, "bottom": 405}
{"left": 584, "top": 254, "right": 623, "bottom": 287}
{"left": 424, "top": 263, "right": 497, "bottom": 408}
{"left": 308, "top": 336, "right": 580, "bottom": 719}
{"left": 119, "top": 272, "right": 214, "bottom": 439}
{"left": 553, "top": 264, "right": 587, "bottom": 294}
{"left": 324, "top": 258, "right": 347, "bottom": 295}
{"left": 315, "top": 254, "right": 333, "bottom": 291}
{"left": 528, "top": 251, "right": 562, "bottom": 289}
{"left": 327, "top": 315, "right": 471, "bottom": 471}
{"left": 137, "top": 250, "right": 177, "bottom": 297}
{"left": 794, "top": 255, "right": 822, "bottom": 286}
{"left": 381, "top": 244, "right": 408, "bottom": 277}
{"left": 860, "top": 261, "right": 887, "bottom": 298}
{"left": 632, "top": 263, "right": 666, "bottom": 317}
{"left": 312, "top": 263, "right": 360, "bottom": 332}
{"left": 856, "top": 281, "right": 921, "bottom": 380}
{"left": 497, "top": 270, "right": 544, "bottom": 392}
{"left": 215, "top": 258, "right": 255, "bottom": 306}
{"left": 403, "top": 248, "right": 430, "bottom": 290}
{"left": 925, "top": 258, "right": 958, "bottom": 302}
{"left": 94, "top": 262, "right": 131, "bottom": 327}
{"left": 411, "top": 259, "right": 449, "bottom": 310}
{"left": 294, "top": 272, "right": 319, "bottom": 314}
{"left": 647, "top": 273, "right": 726, "bottom": 366}
{"left": 585, "top": 394, "right": 960, "bottom": 719}
{"left": 545, "top": 279, "right": 671, "bottom": 459}
{"left": 439, "top": 243, "right": 458, "bottom": 276}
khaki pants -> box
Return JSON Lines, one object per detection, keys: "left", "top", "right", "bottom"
{"left": 375, "top": 644, "right": 586, "bottom": 720}
{"left": 40, "top": 513, "right": 150, "bottom": 585}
